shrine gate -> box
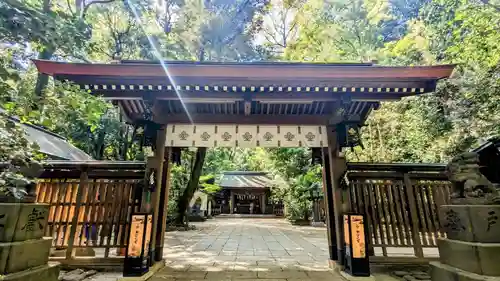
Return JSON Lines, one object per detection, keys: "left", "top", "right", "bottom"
{"left": 34, "top": 60, "right": 454, "bottom": 268}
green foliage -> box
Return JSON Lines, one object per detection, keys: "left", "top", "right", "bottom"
{"left": 0, "top": 113, "right": 43, "bottom": 199}
{"left": 199, "top": 174, "right": 221, "bottom": 194}
{"left": 286, "top": 0, "right": 500, "bottom": 163}
{"left": 0, "top": 0, "right": 497, "bottom": 219}
{"left": 284, "top": 166, "right": 322, "bottom": 221}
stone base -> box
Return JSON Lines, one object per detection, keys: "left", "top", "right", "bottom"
{"left": 0, "top": 203, "right": 49, "bottom": 242}
{"left": 430, "top": 261, "right": 500, "bottom": 281}
{"left": 310, "top": 221, "right": 325, "bottom": 227}
{"left": 0, "top": 237, "right": 52, "bottom": 274}
{"left": 0, "top": 263, "right": 59, "bottom": 281}
{"left": 438, "top": 238, "right": 500, "bottom": 276}
{"left": 339, "top": 270, "right": 376, "bottom": 281}
{"left": 439, "top": 205, "right": 500, "bottom": 243}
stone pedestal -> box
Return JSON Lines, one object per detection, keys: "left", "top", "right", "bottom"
{"left": 0, "top": 203, "right": 59, "bottom": 280}
{"left": 430, "top": 205, "right": 500, "bottom": 281}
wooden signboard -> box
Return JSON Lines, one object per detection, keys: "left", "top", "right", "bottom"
{"left": 124, "top": 213, "right": 152, "bottom": 277}
{"left": 128, "top": 215, "right": 146, "bottom": 257}
{"left": 343, "top": 213, "right": 370, "bottom": 277}
{"left": 350, "top": 215, "right": 366, "bottom": 258}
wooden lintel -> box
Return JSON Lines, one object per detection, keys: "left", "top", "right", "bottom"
{"left": 97, "top": 90, "right": 412, "bottom": 102}
{"left": 156, "top": 114, "right": 329, "bottom": 125}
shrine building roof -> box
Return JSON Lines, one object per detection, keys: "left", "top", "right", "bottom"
{"left": 219, "top": 171, "right": 271, "bottom": 189}
{"left": 33, "top": 60, "right": 454, "bottom": 125}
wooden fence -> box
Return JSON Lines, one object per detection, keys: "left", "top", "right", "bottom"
{"left": 35, "top": 161, "right": 145, "bottom": 268}
{"left": 345, "top": 163, "right": 451, "bottom": 263}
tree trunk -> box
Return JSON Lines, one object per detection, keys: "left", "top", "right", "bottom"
{"left": 35, "top": 0, "right": 55, "bottom": 98}
{"left": 34, "top": 49, "right": 54, "bottom": 97}
{"left": 175, "top": 147, "right": 207, "bottom": 225}
{"left": 93, "top": 129, "right": 106, "bottom": 160}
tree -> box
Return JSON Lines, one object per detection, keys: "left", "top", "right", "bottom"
{"left": 284, "top": 0, "right": 499, "bottom": 164}
{"left": 260, "top": 0, "right": 304, "bottom": 56}
{"left": 284, "top": 0, "right": 390, "bottom": 62}
{"left": 285, "top": 167, "right": 322, "bottom": 221}
{"left": 175, "top": 147, "right": 207, "bottom": 225}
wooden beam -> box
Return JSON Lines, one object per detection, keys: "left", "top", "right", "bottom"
{"left": 95, "top": 90, "right": 414, "bottom": 102}
{"left": 35, "top": 60, "right": 455, "bottom": 80}
{"left": 155, "top": 114, "right": 329, "bottom": 125}
{"left": 346, "top": 162, "right": 446, "bottom": 172}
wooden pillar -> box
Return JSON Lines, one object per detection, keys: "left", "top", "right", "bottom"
{"left": 326, "top": 129, "right": 347, "bottom": 266}
{"left": 261, "top": 193, "right": 266, "bottom": 214}
{"left": 321, "top": 148, "right": 338, "bottom": 262}
{"left": 150, "top": 128, "right": 166, "bottom": 262}
{"left": 404, "top": 173, "right": 424, "bottom": 258}
{"left": 66, "top": 166, "right": 88, "bottom": 259}
{"left": 230, "top": 191, "right": 234, "bottom": 214}
{"left": 154, "top": 147, "right": 172, "bottom": 261}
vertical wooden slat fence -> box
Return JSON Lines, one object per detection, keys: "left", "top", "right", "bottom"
{"left": 345, "top": 163, "right": 452, "bottom": 263}
{"left": 34, "top": 161, "right": 145, "bottom": 266}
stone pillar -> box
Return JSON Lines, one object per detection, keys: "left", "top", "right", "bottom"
{"left": 431, "top": 205, "right": 500, "bottom": 281}
{"left": 0, "top": 203, "right": 60, "bottom": 281}
{"left": 208, "top": 199, "right": 212, "bottom": 217}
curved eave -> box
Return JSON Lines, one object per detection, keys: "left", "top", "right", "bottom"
{"left": 33, "top": 60, "right": 455, "bottom": 80}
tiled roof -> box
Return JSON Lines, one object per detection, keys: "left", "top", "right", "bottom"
{"left": 219, "top": 171, "right": 271, "bottom": 189}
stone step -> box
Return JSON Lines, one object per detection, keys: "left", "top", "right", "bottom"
{"left": 430, "top": 262, "right": 500, "bottom": 281}
{"left": 0, "top": 237, "right": 52, "bottom": 274}
{"left": 438, "top": 238, "right": 500, "bottom": 276}
{"left": 0, "top": 262, "right": 60, "bottom": 281}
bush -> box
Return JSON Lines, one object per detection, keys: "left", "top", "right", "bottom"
{"left": 285, "top": 197, "right": 311, "bottom": 222}
{"left": 0, "top": 113, "right": 42, "bottom": 200}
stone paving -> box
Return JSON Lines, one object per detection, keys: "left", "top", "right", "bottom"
{"left": 153, "top": 217, "right": 340, "bottom": 280}
{"left": 88, "top": 218, "right": 403, "bottom": 280}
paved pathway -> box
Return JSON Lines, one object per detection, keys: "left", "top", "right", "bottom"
{"left": 88, "top": 218, "right": 402, "bottom": 280}
{"left": 153, "top": 218, "right": 342, "bottom": 280}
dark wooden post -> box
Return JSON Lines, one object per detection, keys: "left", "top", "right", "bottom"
{"left": 66, "top": 165, "right": 88, "bottom": 259}
{"left": 149, "top": 128, "right": 166, "bottom": 262}
{"left": 321, "top": 148, "right": 338, "bottom": 262}
{"left": 154, "top": 147, "right": 172, "bottom": 261}
{"left": 404, "top": 173, "right": 424, "bottom": 258}
{"left": 230, "top": 191, "right": 234, "bottom": 214}
{"left": 326, "top": 129, "right": 348, "bottom": 266}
